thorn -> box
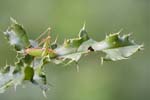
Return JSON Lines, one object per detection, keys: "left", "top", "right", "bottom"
{"left": 105, "top": 33, "right": 108, "bottom": 38}
{"left": 47, "top": 27, "right": 51, "bottom": 36}
{"left": 139, "top": 44, "right": 144, "bottom": 50}
{"left": 10, "top": 17, "right": 18, "bottom": 24}
{"left": 76, "top": 62, "right": 80, "bottom": 72}
{"left": 43, "top": 91, "right": 47, "bottom": 98}
{"left": 14, "top": 84, "right": 17, "bottom": 92}
{"left": 126, "top": 33, "right": 132, "bottom": 37}
{"left": 54, "top": 34, "right": 58, "bottom": 43}
{"left": 100, "top": 57, "right": 104, "bottom": 65}
{"left": 64, "top": 60, "right": 74, "bottom": 66}
{"left": 128, "top": 32, "right": 133, "bottom": 36}
{"left": 105, "top": 34, "right": 108, "bottom": 39}
{"left": 117, "top": 28, "right": 123, "bottom": 35}
{"left": 82, "top": 21, "right": 86, "bottom": 30}
{"left": 5, "top": 60, "right": 8, "bottom": 67}
{"left": 123, "top": 33, "right": 132, "bottom": 40}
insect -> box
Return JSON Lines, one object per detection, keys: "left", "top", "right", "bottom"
{"left": 24, "top": 28, "right": 57, "bottom": 58}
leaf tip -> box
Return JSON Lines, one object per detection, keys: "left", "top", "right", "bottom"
{"left": 42, "top": 90, "right": 47, "bottom": 98}
{"left": 76, "top": 63, "right": 80, "bottom": 72}
{"left": 10, "top": 17, "right": 18, "bottom": 24}
{"left": 138, "top": 44, "right": 144, "bottom": 51}
{"left": 82, "top": 21, "right": 86, "bottom": 30}
{"left": 100, "top": 57, "right": 104, "bottom": 65}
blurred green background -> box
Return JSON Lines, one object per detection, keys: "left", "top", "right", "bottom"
{"left": 0, "top": 0, "right": 149, "bottom": 100}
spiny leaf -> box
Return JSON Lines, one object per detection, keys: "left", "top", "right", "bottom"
{"left": 91, "top": 33, "right": 143, "bottom": 61}
{"left": 50, "top": 27, "right": 143, "bottom": 65}
{"left": 102, "top": 45, "right": 143, "bottom": 61}
{"left": 78, "top": 23, "right": 89, "bottom": 41}
{"left": 4, "top": 18, "right": 30, "bottom": 51}
{"left": 53, "top": 25, "right": 90, "bottom": 63}
{"left": 0, "top": 19, "right": 143, "bottom": 97}
{"left": 63, "top": 24, "right": 89, "bottom": 48}
{"left": 32, "top": 56, "right": 49, "bottom": 94}
{"left": 0, "top": 65, "right": 22, "bottom": 93}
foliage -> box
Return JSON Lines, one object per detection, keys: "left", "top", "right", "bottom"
{"left": 0, "top": 18, "right": 143, "bottom": 97}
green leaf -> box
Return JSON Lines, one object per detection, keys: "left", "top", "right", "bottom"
{"left": 63, "top": 24, "right": 89, "bottom": 48}
{"left": 0, "top": 65, "right": 22, "bottom": 93}
{"left": 4, "top": 18, "right": 30, "bottom": 51}
{"left": 54, "top": 32, "right": 142, "bottom": 64}
{"left": 23, "top": 66, "right": 34, "bottom": 81}
{"left": 78, "top": 39, "right": 97, "bottom": 52}
{"left": 78, "top": 23, "right": 89, "bottom": 41}
{"left": 52, "top": 25, "right": 90, "bottom": 63}
{"left": 91, "top": 33, "right": 143, "bottom": 61}
{"left": 32, "top": 56, "right": 49, "bottom": 95}
{"left": 102, "top": 45, "right": 143, "bottom": 61}
{"left": 0, "top": 19, "right": 143, "bottom": 96}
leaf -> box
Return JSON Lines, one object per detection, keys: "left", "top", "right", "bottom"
{"left": 78, "top": 39, "right": 97, "bottom": 52}
{"left": 56, "top": 33, "right": 142, "bottom": 65}
{"left": 32, "top": 72, "right": 48, "bottom": 96}
{"left": 0, "top": 19, "right": 143, "bottom": 96}
{"left": 91, "top": 33, "right": 143, "bottom": 61}
{"left": 23, "top": 66, "right": 34, "bottom": 81}
{"left": 52, "top": 25, "right": 90, "bottom": 63}
{"left": 32, "top": 56, "right": 49, "bottom": 94}
{"left": 4, "top": 18, "right": 30, "bottom": 51}
{"left": 78, "top": 23, "right": 89, "bottom": 41}
{"left": 0, "top": 65, "right": 22, "bottom": 93}
{"left": 102, "top": 45, "right": 143, "bottom": 61}
{"left": 63, "top": 24, "right": 89, "bottom": 48}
